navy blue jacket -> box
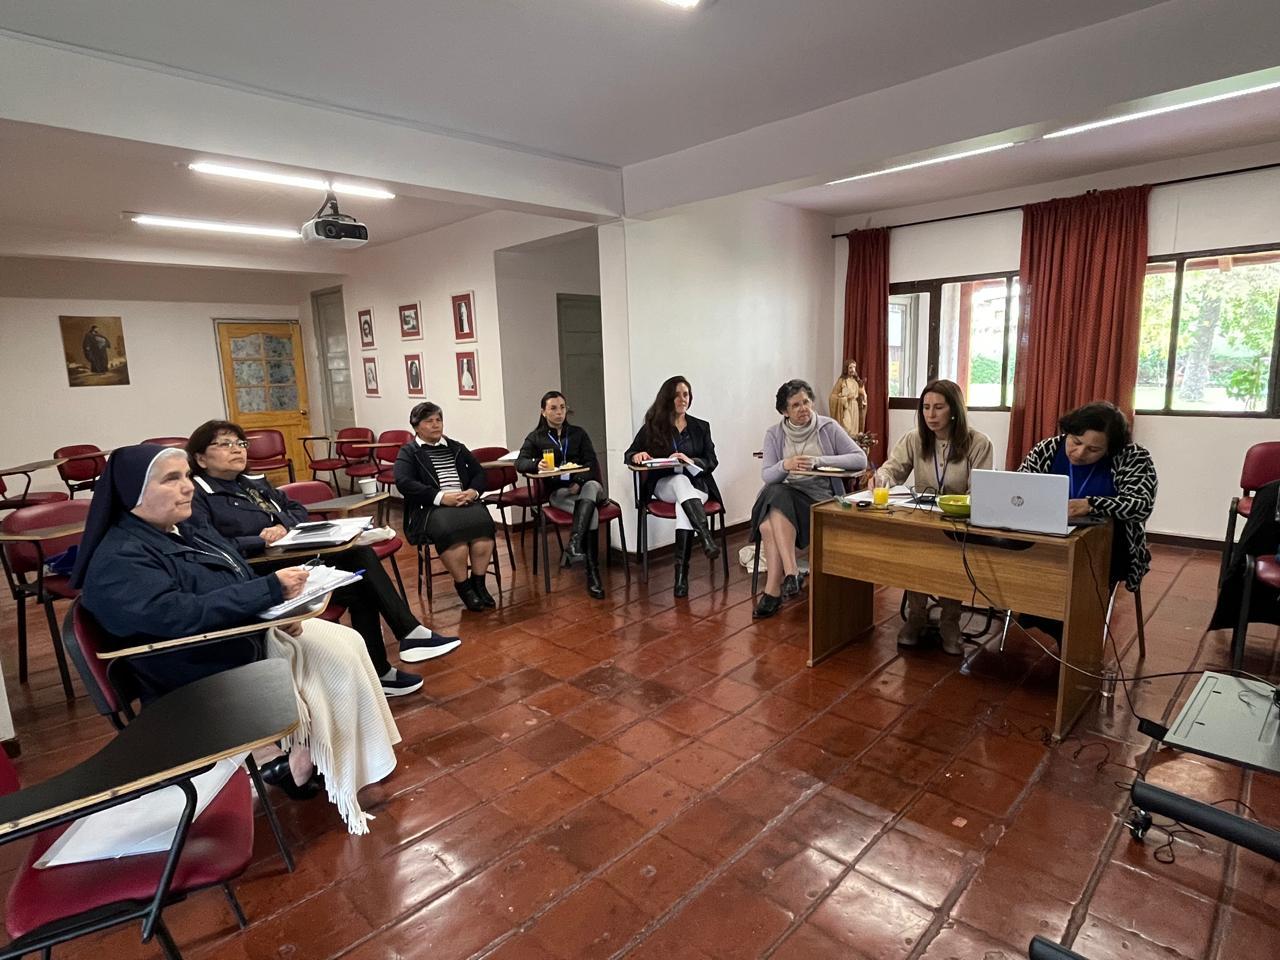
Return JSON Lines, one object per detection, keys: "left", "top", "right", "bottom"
{"left": 190, "top": 472, "right": 310, "bottom": 556}
{"left": 80, "top": 513, "right": 284, "bottom": 701}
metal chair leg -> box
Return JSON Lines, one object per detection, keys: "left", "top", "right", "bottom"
{"left": 719, "top": 514, "right": 729, "bottom": 580}
{"left": 244, "top": 755, "right": 295, "bottom": 872}
{"left": 1133, "top": 585, "right": 1147, "bottom": 659}
{"left": 16, "top": 596, "right": 27, "bottom": 683}
{"left": 751, "top": 539, "right": 761, "bottom": 593}
{"left": 42, "top": 600, "right": 75, "bottom": 700}
{"left": 617, "top": 516, "right": 631, "bottom": 583}
{"left": 153, "top": 918, "right": 183, "bottom": 960}
{"left": 499, "top": 506, "right": 516, "bottom": 568}
{"left": 222, "top": 883, "right": 248, "bottom": 929}
{"left": 639, "top": 508, "right": 649, "bottom": 584}
{"left": 387, "top": 554, "right": 408, "bottom": 603}
{"left": 1232, "top": 556, "right": 1256, "bottom": 672}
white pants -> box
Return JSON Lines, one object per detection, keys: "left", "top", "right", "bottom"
{"left": 654, "top": 473, "right": 708, "bottom": 531}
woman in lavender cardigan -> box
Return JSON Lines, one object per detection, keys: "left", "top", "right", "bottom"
{"left": 749, "top": 379, "right": 867, "bottom": 619}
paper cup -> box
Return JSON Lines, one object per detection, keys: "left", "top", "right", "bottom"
{"left": 358, "top": 477, "right": 378, "bottom": 497}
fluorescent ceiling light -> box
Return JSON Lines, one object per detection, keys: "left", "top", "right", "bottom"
{"left": 826, "top": 142, "right": 1018, "bottom": 185}
{"left": 188, "top": 161, "right": 395, "bottom": 199}
{"left": 131, "top": 214, "right": 300, "bottom": 239}
{"left": 1045, "top": 79, "right": 1280, "bottom": 139}
{"left": 659, "top": 0, "right": 706, "bottom": 8}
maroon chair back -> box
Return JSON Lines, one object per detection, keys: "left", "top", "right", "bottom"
{"left": 1240, "top": 441, "right": 1280, "bottom": 493}
{"left": 0, "top": 747, "right": 18, "bottom": 796}
{"left": 54, "top": 444, "right": 105, "bottom": 485}
{"left": 2, "top": 501, "right": 92, "bottom": 577}
{"left": 246, "top": 429, "right": 287, "bottom": 466}
{"left": 278, "top": 480, "right": 335, "bottom": 506}
{"left": 471, "top": 446, "right": 516, "bottom": 493}
{"left": 375, "top": 430, "right": 412, "bottom": 467}
{"left": 139, "top": 436, "right": 189, "bottom": 449}
{"left": 335, "top": 427, "right": 375, "bottom": 464}
{"left": 63, "top": 601, "right": 132, "bottom": 723}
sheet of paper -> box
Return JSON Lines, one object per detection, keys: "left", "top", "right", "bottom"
{"left": 258, "top": 564, "right": 363, "bottom": 618}
{"left": 274, "top": 516, "right": 371, "bottom": 548}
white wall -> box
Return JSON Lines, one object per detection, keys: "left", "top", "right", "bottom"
{"left": 620, "top": 194, "right": 837, "bottom": 546}
{"left": 339, "top": 210, "right": 600, "bottom": 450}
{"left": 494, "top": 231, "right": 601, "bottom": 449}
{"left": 836, "top": 165, "right": 1280, "bottom": 540}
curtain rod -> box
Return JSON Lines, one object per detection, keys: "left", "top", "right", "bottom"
{"left": 829, "top": 160, "right": 1280, "bottom": 239}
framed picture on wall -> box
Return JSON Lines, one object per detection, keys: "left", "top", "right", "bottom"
{"left": 404, "top": 353, "right": 424, "bottom": 397}
{"left": 455, "top": 349, "right": 480, "bottom": 400}
{"left": 362, "top": 356, "right": 380, "bottom": 397}
{"left": 358, "top": 308, "right": 375, "bottom": 349}
{"left": 398, "top": 302, "right": 422, "bottom": 340}
{"left": 59, "top": 315, "right": 131, "bottom": 387}
{"left": 451, "top": 291, "right": 477, "bottom": 343}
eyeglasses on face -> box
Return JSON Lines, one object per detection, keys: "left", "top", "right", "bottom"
{"left": 209, "top": 439, "right": 250, "bottom": 450}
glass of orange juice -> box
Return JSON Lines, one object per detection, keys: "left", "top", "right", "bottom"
{"left": 541, "top": 449, "right": 557, "bottom": 471}
{"left": 871, "top": 485, "right": 890, "bottom": 507}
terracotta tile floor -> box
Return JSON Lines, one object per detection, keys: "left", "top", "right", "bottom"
{"left": 3, "top": 525, "right": 1278, "bottom": 959}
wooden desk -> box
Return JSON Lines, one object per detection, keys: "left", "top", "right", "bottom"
{"left": 250, "top": 538, "right": 362, "bottom": 565}
{"left": 0, "top": 458, "right": 63, "bottom": 479}
{"left": 0, "top": 521, "right": 86, "bottom": 543}
{"left": 808, "top": 501, "right": 1112, "bottom": 740}
{"left": 305, "top": 491, "right": 389, "bottom": 516}
{"left": 0, "top": 659, "right": 297, "bottom": 836}
{"left": 790, "top": 468, "right": 867, "bottom": 480}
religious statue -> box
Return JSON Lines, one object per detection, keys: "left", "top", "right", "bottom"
{"left": 829, "top": 358, "right": 868, "bottom": 439}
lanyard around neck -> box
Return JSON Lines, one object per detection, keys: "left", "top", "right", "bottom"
{"left": 1067, "top": 461, "right": 1099, "bottom": 499}
{"left": 933, "top": 442, "right": 949, "bottom": 491}
{"left": 548, "top": 430, "right": 570, "bottom": 461}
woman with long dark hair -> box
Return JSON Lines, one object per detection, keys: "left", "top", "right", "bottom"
{"left": 515, "top": 390, "right": 609, "bottom": 599}
{"left": 625, "top": 376, "right": 721, "bottom": 598}
{"left": 875, "top": 379, "right": 994, "bottom": 652}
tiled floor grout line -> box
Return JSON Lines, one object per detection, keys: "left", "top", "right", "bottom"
{"left": 1205, "top": 768, "right": 1246, "bottom": 960}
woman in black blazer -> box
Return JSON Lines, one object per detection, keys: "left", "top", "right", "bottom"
{"left": 625, "top": 375, "right": 722, "bottom": 598}
{"left": 393, "top": 401, "right": 497, "bottom": 612}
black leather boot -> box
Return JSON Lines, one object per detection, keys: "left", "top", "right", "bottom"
{"left": 454, "top": 578, "right": 485, "bottom": 612}
{"left": 584, "top": 535, "right": 605, "bottom": 600}
{"left": 562, "top": 499, "right": 596, "bottom": 566}
{"left": 673, "top": 530, "right": 693, "bottom": 598}
{"left": 470, "top": 573, "right": 496, "bottom": 607}
{"left": 680, "top": 499, "right": 721, "bottom": 560}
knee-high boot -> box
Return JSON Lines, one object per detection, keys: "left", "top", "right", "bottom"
{"left": 563, "top": 498, "right": 596, "bottom": 566}
{"left": 584, "top": 533, "right": 605, "bottom": 600}
{"left": 673, "top": 530, "right": 693, "bottom": 598}
{"left": 680, "top": 499, "right": 721, "bottom": 560}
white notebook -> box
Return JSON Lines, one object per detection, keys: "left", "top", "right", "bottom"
{"left": 258, "top": 564, "right": 363, "bottom": 619}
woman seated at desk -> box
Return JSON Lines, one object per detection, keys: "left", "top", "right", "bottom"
{"left": 625, "top": 375, "right": 722, "bottom": 599}
{"left": 394, "top": 401, "right": 497, "bottom": 612}
{"left": 750, "top": 379, "right": 867, "bottom": 619}
{"left": 875, "top": 379, "right": 994, "bottom": 653}
{"left": 516, "top": 390, "right": 609, "bottom": 600}
{"left": 1018, "top": 400, "right": 1156, "bottom": 596}
{"left": 73, "top": 444, "right": 400, "bottom": 834}
{"left": 186, "top": 419, "right": 460, "bottom": 699}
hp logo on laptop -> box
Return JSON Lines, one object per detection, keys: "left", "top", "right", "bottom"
{"left": 1010, "top": 495, "right": 1025, "bottom": 507}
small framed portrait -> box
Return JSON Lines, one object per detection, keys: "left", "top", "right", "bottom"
{"left": 362, "top": 356, "right": 380, "bottom": 397}
{"left": 455, "top": 349, "right": 480, "bottom": 400}
{"left": 404, "top": 353, "right": 424, "bottom": 397}
{"left": 451, "top": 291, "right": 477, "bottom": 343}
{"left": 398, "top": 302, "right": 422, "bottom": 340}
{"left": 60, "top": 315, "right": 130, "bottom": 387}
{"left": 357, "top": 308, "right": 375, "bottom": 350}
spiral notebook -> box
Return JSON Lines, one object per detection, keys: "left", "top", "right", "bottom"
{"left": 257, "top": 564, "right": 363, "bottom": 619}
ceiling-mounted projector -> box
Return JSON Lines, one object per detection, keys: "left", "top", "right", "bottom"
{"left": 301, "top": 191, "right": 368, "bottom": 248}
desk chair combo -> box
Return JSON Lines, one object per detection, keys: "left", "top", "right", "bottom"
{"left": 630, "top": 468, "right": 728, "bottom": 587}
{"left": 300, "top": 427, "right": 379, "bottom": 493}
{"left": 472, "top": 446, "right": 532, "bottom": 569}
{"left": 1220, "top": 440, "right": 1280, "bottom": 581}
{"left": 0, "top": 475, "right": 68, "bottom": 513}
{"left": 245, "top": 429, "right": 295, "bottom": 483}
{"left": 522, "top": 467, "right": 629, "bottom": 595}
{"left": 53, "top": 443, "right": 107, "bottom": 497}
{"left": 0, "top": 659, "right": 298, "bottom": 960}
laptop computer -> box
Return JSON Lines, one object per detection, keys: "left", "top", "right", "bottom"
{"left": 970, "top": 469, "right": 1075, "bottom": 535}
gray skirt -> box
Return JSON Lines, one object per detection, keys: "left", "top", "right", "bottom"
{"left": 748, "top": 481, "right": 828, "bottom": 551}
{"left": 425, "top": 502, "right": 495, "bottom": 551}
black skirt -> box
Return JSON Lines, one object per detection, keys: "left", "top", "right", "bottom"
{"left": 425, "top": 502, "right": 495, "bottom": 551}
{"left": 748, "top": 482, "right": 827, "bottom": 551}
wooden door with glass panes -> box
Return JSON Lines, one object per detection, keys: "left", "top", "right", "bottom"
{"left": 215, "top": 321, "right": 311, "bottom": 484}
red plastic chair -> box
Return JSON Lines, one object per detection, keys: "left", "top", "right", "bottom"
{"left": 0, "top": 499, "right": 92, "bottom": 699}
{"left": 279, "top": 480, "right": 408, "bottom": 601}
{"left": 531, "top": 469, "right": 630, "bottom": 594}
{"left": 1231, "top": 555, "right": 1280, "bottom": 671}
{"left": 301, "top": 427, "right": 374, "bottom": 493}
{"left": 139, "top": 436, "right": 190, "bottom": 449}
{"left": 245, "top": 429, "right": 295, "bottom": 483}
{"left": 53, "top": 443, "right": 107, "bottom": 497}
{"left": 0, "top": 475, "right": 68, "bottom": 513}
{"left": 631, "top": 471, "right": 729, "bottom": 585}
{"left": 473, "top": 446, "right": 532, "bottom": 569}
{"left": 373, "top": 429, "right": 413, "bottom": 492}
{"left": 1221, "top": 441, "right": 1280, "bottom": 579}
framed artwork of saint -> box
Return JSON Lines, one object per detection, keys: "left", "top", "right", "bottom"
{"left": 60, "top": 315, "right": 130, "bottom": 387}
{"left": 455, "top": 349, "right": 480, "bottom": 400}
{"left": 362, "top": 356, "right": 380, "bottom": 397}
{"left": 404, "top": 353, "right": 424, "bottom": 397}
{"left": 451, "top": 292, "right": 477, "bottom": 343}
{"left": 398, "top": 302, "right": 422, "bottom": 340}
{"left": 358, "top": 308, "right": 375, "bottom": 350}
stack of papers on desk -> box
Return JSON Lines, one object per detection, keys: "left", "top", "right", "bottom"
{"left": 497, "top": 450, "right": 519, "bottom": 461}
{"left": 258, "top": 564, "right": 363, "bottom": 619}
{"left": 641, "top": 457, "right": 681, "bottom": 468}
{"left": 274, "top": 516, "right": 371, "bottom": 548}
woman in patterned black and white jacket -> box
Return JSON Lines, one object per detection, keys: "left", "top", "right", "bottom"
{"left": 1018, "top": 401, "right": 1157, "bottom": 592}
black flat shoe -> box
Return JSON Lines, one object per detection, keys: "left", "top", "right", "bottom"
{"left": 455, "top": 579, "right": 485, "bottom": 612}
{"left": 259, "top": 756, "right": 324, "bottom": 800}
{"left": 780, "top": 574, "right": 801, "bottom": 600}
{"left": 753, "top": 593, "right": 783, "bottom": 619}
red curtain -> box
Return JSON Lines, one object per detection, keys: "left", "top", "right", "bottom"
{"left": 1005, "top": 185, "right": 1151, "bottom": 468}
{"left": 842, "top": 227, "right": 889, "bottom": 450}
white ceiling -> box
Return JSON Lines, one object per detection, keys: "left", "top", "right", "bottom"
{"left": 0, "top": 0, "right": 1166, "bottom": 167}
{"left": 0, "top": 120, "right": 489, "bottom": 264}
{"left": 772, "top": 85, "right": 1280, "bottom": 217}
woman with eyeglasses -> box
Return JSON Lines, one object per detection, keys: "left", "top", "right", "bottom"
{"left": 186, "top": 420, "right": 460, "bottom": 699}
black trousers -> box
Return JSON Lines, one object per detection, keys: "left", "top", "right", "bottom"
{"left": 263, "top": 544, "right": 418, "bottom": 675}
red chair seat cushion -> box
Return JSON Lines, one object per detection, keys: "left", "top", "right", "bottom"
{"left": 0, "top": 492, "right": 70, "bottom": 511}
{"left": 376, "top": 468, "right": 395, "bottom": 485}
{"left": 371, "top": 537, "right": 404, "bottom": 559}
{"left": 5, "top": 769, "right": 254, "bottom": 940}
{"left": 488, "top": 488, "right": 539, "bottom": 508}
{"left": 344, "top": 464, "right": 379, "bottom": 478}
{"left": 308, "top": 458, "right": 346, "bottom": 472}
{"left": 1256, "top": 556, "right": 1280, "bottom": 589}
{"left": 318, "top": 603, "right": 349, "bottom": 623}
{"left": 645, "top": 499, "right": 721, "bottom": 520}
{"left": 43, "top": 576, "right": 78, "bottom": 601}
{"left": 544, "top": 502, "right": 624, "bottom": 527}
{"left": 1238, "top": 496, "right": 1253, "bottom": 518}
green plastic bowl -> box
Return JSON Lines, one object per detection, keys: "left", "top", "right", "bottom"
{"left": 938, "top": 494, "right": 971, "bottom": 518}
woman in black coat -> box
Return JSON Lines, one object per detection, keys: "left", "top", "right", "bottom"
{"left": 1210, "top": 477, "right": 1280, "bottom": 633}
{"left": 185, "top": 420, "right": 460, "bottom": 696}
{"left": 394, "top": 401, "right": 497, "bottom": 612}
{"left": 516, "top": 390, "right": 608, "bottom": 599}
{"left": 624, "top": 375, "right": 722, "bottom": 598}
